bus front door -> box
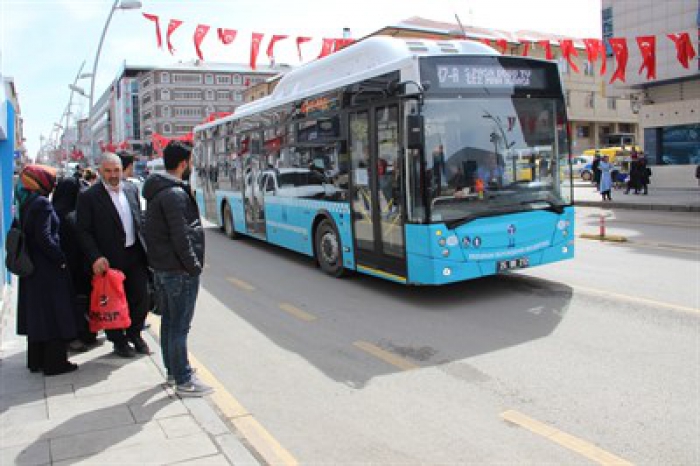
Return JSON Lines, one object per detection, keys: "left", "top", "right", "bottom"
{"left": 349, "top": 106, "right": 406, "bottom": 281}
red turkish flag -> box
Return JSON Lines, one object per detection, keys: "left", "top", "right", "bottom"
{"left": 166, "top": 19, "right": 183, "bottom": 55}
{"left": 318, "top": 38, "right": 334, "bottom": 59}
{"left": 296, "top": 36, "right": 312, "bottom": 61}
{"left": 519, "top": 39, "right": 531, "bottom": 57}
{"left": 142, "top": 13, "right": 162, "bottom": 49}
{"left": 480, "top": 38, "right": 491, "bottom": 47}
{"left": 266, "top": 34, "right": 288, "bottom": 66}
{"left": 496, "top": 39, "right": 508, "bottom": 54}
{"left": 334, "top": 38, "right": 355, "bottom": 51}
{"left": 538, "top": 40, "right": 553, "bottom": 60}
{"left": 217, "top": 28, "right": 237, "bottom": 45}
{"left": 636, "top": 35, "right": 656, "bottom": 79}
{"left": 608, "top": 37, "right": 629, "bottom": 83}
{"left": 583, "top": 38, "right": 606, "bottom": 75}
{"left": 667, "top": 32, "right": 697, "bottom": 69}
{"left": 250, "top": 32, "right": 264, "bottom": 70}
{"left": 559, "top": 39, "right": 580, "bottom": 73}
{"left": 193, "top": 25, "right": 210, "bottom": 61}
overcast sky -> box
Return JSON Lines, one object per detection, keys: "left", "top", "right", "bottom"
{"left": 0, "top": 0, "right": 602, "bottom": 158}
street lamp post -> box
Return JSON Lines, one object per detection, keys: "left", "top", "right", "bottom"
{"left": 87, "top": 0, "right": 142, "bottom": 162}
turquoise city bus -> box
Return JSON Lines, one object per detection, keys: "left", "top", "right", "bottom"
{"left": 193, "top": 36, "right": 574, "bottom": 285}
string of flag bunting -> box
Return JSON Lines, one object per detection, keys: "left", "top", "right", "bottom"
{"left": 142, "top": 13, "right": 354, "bottom": 70}
{"left": 142, "top": 13, "right": 696, "bottom": 83}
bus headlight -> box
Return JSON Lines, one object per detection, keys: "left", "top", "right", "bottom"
{"left": 443, "top": 267, "right": 452, "bottom": 276}
{"left": 562, "top": 246, "right": 569, "bottom": 254}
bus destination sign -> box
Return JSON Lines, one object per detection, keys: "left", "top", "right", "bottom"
{"left": 435, "top": 64, "right": 547, "bottom": 90}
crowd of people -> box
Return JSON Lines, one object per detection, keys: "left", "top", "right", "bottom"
{"left": 591, "top": 149, "right": 652, "bottom": 201}
{"left": 12, "top": 142, "right": 213, "bottom": 397}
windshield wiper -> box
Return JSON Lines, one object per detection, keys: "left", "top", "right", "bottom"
{"left": 520, "top": 199, "right": 565, "bottom": 214}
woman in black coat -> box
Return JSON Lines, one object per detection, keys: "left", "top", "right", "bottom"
{"left": 53, "top": 177, "right": 96, "bottom": 350}
{"left": 15, "top": 165, "right": 78, "bottom": 375}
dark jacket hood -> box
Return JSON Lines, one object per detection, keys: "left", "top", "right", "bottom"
{"left": 142, "top": 173, "right": 184, "bottom": 202}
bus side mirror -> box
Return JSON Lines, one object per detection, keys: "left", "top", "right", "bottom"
{"left": 407, "top": 115, "right": 424, "bottom": 150}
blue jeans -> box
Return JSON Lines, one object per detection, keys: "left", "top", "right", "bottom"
{"left": 154, "top": 271, "right": 199, "bottom": 385}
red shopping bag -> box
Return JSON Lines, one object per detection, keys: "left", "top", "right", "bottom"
{"left": 89, "top": 269, "right": 131, "bottom": 332}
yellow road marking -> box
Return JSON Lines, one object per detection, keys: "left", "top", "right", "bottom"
{"left": 226, "top": 277, "right": 255, "bottom": 291}
{"left": 353, "top": 341, "right": 419, "bottom": 371}
{"left": 510, "top": 275, "right": 699, "bottom": 315}
{"left": 147, "top": 315, "right": 298, "bottom": 466}
{"left": 279, "top": 303, "right": 317, "bottom": 322}
{"left": 572, "top": 283, "right": 699, "bottom": 315}
{"left": 501, "top": 410, "right": 633, "bottom": 466}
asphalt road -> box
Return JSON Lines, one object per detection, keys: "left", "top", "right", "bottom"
{"left": 185, "top": 209, "right": 699, "bottom": 464}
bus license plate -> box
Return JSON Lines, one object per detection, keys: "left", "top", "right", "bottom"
{"left": 497, "top": 257, "right": 529, "bottom": 272}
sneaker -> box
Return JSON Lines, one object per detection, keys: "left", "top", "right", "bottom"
{"left": 129, "top": 336, "right": 151, "bottom": 355}
{"left": 167, "top": 368, "right": 197, "bottom": 386}
{"left": 113, "top": 341, "right": 136, "bottom": 358}
{"left": 175, "top": 377, "right": 214, "bottom": 397}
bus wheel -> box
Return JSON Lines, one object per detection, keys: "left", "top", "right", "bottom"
{"left": 223, "top": 202, "right": 240, "bottom": 239}
{"left": 315, "top": 220, "right": 345, "bottom": 277}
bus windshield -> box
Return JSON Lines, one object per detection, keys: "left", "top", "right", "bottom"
{"left": 417, "top": 97, "right": 571, "bottom": 226}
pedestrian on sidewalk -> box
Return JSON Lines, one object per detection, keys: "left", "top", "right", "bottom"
{"left": 598, "top": 155, "right": 613, "bottom": 201}
{"left": 591, "top": 153, "right": 602, "bottom": 191}
{"left": 52, "top": 176, "right": 97, "bottom": 351}
{"left": 15, "top": 165, "right": 78, "bottom": 376}
{"left": 625, "top": 153, "right": 641, "bottom": 194}
{"left": 639, "top": 155, "right": 651, "bottom": 195}
{"left": 143, "top": 141, "right": 213, "bottom": 397}
{"left": 76, "top": 153, "right": 150, "bottom": 358}
{"left": 695, "top": 164, "right": 699, "bottom": 186}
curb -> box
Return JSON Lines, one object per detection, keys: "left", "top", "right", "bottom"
{"left": 574, "top": 201, "right": 700, "bottom": 212}
{"left": 579, "top": 233, "right": 628, "bottom": 242}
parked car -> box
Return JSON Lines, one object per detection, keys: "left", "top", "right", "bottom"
{"left": 565, "top": 155, "right": 593, "bottom": 179}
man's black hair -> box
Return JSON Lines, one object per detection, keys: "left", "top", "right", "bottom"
{"left": 117, "top": 151, "right": 135, "bottom": 171}
{"left": 163, "top": 141, "right": 193, "bottom": 171}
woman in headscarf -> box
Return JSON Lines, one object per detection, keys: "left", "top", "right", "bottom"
{"left": 52, "top": 176, "right": 96, "bottom": 351}
{"left": 15, "top": 165, "right": 78, "bottom": 375}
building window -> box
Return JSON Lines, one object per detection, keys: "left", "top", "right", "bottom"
{"left": 173, "top": 73, "right": 203, "bottom": 84}
{"left": 205, "top": 74, "right": 214, "bottom": 85}
{"left": 584, "top": 61, "right": 595, "bottom": 76}
{"left": 234, "top": 91, "right": 243, "bottom": 102}
{"left": 216, "top": 75, "right": 231, "bottom": 85}
{"left": 586, "top": 92, "right": 595, "bottom": 108}
{"left": 142, "top": 92, "right": 152, "bottom": 106}
{"left": 205, "top": 90, "right": 214, "bottom": 101}
{"left": 142, "top": 77, "right": 151, "bottom": 88}
{"left": 175, "top": 124, "right": 195, "bottom": 133}
{"left": 163, "top": 123, "right": 172, "bottom": 134}
{"left": 161, "top": 72, "right": 170, "bottom": 84}
{"left": 577, "top": 125, "right": 590, "bottom": 138}
{"left": 174, "top": 107, "right": 202, "bottom": 118}
{"left": 162, "top": 106, "right": 171, "bottom": 118}
{"left": 607, "top": 97, "right": 617, "bottom": 110}
{"left": 143, "top": 111, "right": 153, "bottom": 121}
{"left": 217, "top": 91, "right": 230, "bottom": 100}
{"left": 161, "top": 89, "right": 171, "bottom": 100}
{"left": 602, "top": 7, "right": 614, "bottom": 57}
{"left": 173, "top": 90, "right": 203, "bottom": 100}
{"left": 232, "top": 74, "right": 242, "bottom": 85}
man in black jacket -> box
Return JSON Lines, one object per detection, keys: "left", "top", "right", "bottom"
{"left": 143, "top": 141, "right": 212, "bottom": 397}
{"left": 76, "top": 152, "right": 150, "bottom": 358}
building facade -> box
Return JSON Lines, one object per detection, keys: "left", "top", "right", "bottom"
{"left": 138, "top": 62, "right": 283, "bottom": 145}
{"left": 603, "top": 0, "right": 700, "bottom": 167}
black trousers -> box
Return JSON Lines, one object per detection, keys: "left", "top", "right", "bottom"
{"left": 27, "top": 338, "right": 68, "bottom": 373}
{"left": 106, "top": 244, "right": 149, "bottom": 345}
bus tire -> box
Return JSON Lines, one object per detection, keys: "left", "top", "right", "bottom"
{"left": 315, "top": 219, "right": 346, "bottom": 278}
{"left": 222, "top": 202, "right": 240, "bottom": 239}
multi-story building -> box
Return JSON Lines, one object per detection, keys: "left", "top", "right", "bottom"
{"left": 370, "top": 17, "right": 639, "bottom": 156}
{"left": 602, "top": 0, "right": 699, "bottom": 170}
{"left": 137, "top": 62, "right": 283, "bottom": 145}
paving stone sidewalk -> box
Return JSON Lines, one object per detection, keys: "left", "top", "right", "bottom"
{"left": 0, "top": 286, "right": 260, "bottom": 466}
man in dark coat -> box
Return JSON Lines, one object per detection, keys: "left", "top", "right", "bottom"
{"left": 76, "top": 152, "right": 150, "bottom": 358}
{"left": 143, "top": 141, "right": 212, "bottom": 397}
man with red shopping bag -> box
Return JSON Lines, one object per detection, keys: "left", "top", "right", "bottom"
{"left": 77, "top": 153, "right": 150, "bottom": 358}
{"left": 143, "top": 141, "right": 212, "bottom": 397}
